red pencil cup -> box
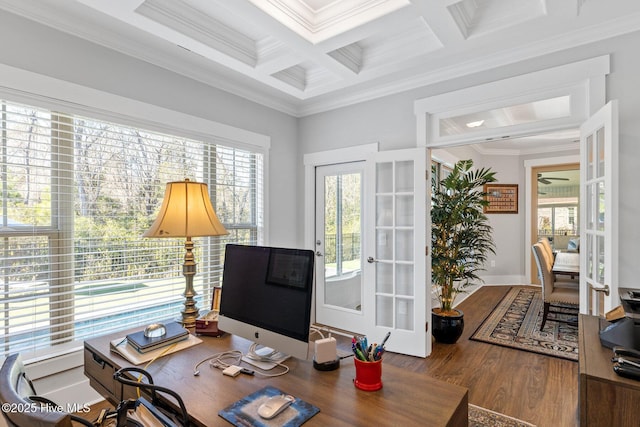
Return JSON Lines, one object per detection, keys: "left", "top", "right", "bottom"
{"left": 353, "top": 358, "right": 382, "bottom": 391}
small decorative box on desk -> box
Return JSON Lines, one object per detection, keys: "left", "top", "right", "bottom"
{"left": 195, "top": 286, "right": 224, "bottom": 337}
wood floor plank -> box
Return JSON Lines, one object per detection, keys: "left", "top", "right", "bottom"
{"left": 382, "top": 285, "right": 579, "bottom": 427}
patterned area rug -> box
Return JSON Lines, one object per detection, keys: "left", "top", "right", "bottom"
{"left": 470, "top": 287, "right": 578, "bottom": 361}
{"left": 469, "top": 404, "right": 536, "bottom": 427}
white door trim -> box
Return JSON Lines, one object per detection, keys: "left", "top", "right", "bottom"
{"left": 414, "top": 55, "right": 609, "bottom": 148}
{"left": 523, "top": 155, "right": 580, "bottom": 283}
{"left": 415, "top": 56, "right": 609, "bottom": 334}
{"left": 304, "top": 143, "right": 379, "bottom": 323}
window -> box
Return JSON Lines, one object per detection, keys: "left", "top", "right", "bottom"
{"left": 431, "top": 159, "right": 452, "bottom": 193}
{"left": 323, "top": 171, "right": 362, "bottom": 279}
{"left": 0, "top": 99, "right": 264, "bottom": 357}
{"left": 439, "top": 95, "right": 571, "bottom": 137}
{"left": 536, "top": 168, "right": 579, "bottom": 251}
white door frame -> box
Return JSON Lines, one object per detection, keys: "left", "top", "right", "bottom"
{"left": 415, "top": 57, "right": 609, "bottom": 304}
{"left": 304, "top": 143, "right": 379, "bottom": 324}
{"left": 580, "top": 101, "right": 619, "bottom": 314}
{"left": 414, "top": 56, "right": 609, "bottom": 149}
{"left": 314, "top": 161, "right": 367, "bottom": 332}
{"left": 523, "top": 155, "right": 579, "bottom": 283}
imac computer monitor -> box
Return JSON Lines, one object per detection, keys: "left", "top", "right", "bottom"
{"left": 218, "top": 244, "right": 315, "bottom": 361}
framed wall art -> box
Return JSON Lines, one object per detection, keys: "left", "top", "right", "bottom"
{"left": 484, "top": 184, "right": 518, "bottom": 214}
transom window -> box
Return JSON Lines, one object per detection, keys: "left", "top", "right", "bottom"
{"left": 0, "top": 99, "right": 264, "bottom": 357}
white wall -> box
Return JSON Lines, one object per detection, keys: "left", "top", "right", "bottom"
{"left": 3, "top": 6, "right": 640, "bottom": 410}
{"left": 299, "top": 30, "right": 640, "bottom": 289}
{"left": 0, "top": 10, "right": 301, "bottom": 407}
{"left": 0, "top": 11, "right": 300, "bottom": 248}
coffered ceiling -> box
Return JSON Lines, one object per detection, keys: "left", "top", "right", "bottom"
{"left": 1, "top": 0, "right": 640, "bottom": 118}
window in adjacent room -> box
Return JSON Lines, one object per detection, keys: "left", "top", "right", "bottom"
{"left": 534, "top": 166, "right": 580, "bottom": 252}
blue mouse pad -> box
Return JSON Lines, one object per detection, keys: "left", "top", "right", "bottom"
{"left": 218, "top": 385, "right": 320, "bottom": 427}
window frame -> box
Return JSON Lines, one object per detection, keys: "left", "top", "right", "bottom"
{"left": 0, "top": 66, "right": 270, "bottom": 360}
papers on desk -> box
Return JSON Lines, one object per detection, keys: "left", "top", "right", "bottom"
{"left": 110, "top": 333, "right": 202, "bottom": 365}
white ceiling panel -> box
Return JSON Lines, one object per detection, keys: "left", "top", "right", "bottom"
{"left": 1, "top": 0, "right": 639, "bottom": 120}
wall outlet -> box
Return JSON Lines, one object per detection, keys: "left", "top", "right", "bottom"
{"left": 490, "top": 260, "right": 496, "bottom": 267}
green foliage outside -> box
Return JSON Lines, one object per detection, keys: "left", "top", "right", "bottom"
{"left": 323, "top": 173, "right": 361, "bottom": 267}
{"left": 2, "top": 105, "right": 253, "bottom": 286}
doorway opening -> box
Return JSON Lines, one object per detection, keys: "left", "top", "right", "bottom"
{"left": 432, "top": 132, "right": 580, "bottom": 294}
{"left": 531, "top": 164, "right": 580, "bottom": 283}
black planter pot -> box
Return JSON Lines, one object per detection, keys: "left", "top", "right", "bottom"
{"left": 432, "top": 309, "right": 464, "bottom": 344}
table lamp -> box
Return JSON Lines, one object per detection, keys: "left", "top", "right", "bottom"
{"left": 143, "top": 179, "right": 228, "bottom": 330}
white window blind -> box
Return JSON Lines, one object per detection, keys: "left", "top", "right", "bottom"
{"left": 0, "top": 99, "right": 264, "bottom": 357}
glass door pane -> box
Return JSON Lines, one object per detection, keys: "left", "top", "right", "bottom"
{"left": 374, "top": 159, "right": 415, "bottom": 332}
{"left": 323, "top": 171, "right": 362, "bottom": 311}
{"left": 315, "top": 161, "right": 367, "bottom": 334}
{"left": 579, "top": 101, "right": 619, "bottom": 315}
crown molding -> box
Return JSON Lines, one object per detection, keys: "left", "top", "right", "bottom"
{"left": 249, "top": 0, "right": 410, "bottom": 43}
{"left": 136, "top": 0, "right": 258, "bottom": 66}
{"left": 297, "top": 12, "right": 640, "bottom": 116}
{"left": 471, "top": 141, "right": 580, "bottom": 157}
{"left": 2, "top": 1, "right": 640, "bottom": 118}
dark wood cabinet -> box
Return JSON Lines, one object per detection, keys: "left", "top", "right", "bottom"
{"left": 579, "top": 315, "right": 640, "bottom": 426}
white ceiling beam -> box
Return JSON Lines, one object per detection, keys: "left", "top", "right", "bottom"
{"left": 254, "top": 38, "right": 303, "bottom": 75}
{"left": 409, "top": 0, "right": 465, "bottom": 46}
{"left": 313, "top": 5, "right": 421, "bottom": 52}
{"left": 216, "top": 0, "right": 360, "bottom": 79}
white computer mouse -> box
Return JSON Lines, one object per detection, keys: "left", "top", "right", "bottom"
{"left": 257, "top": 394, "right": 295, "bottom": 420}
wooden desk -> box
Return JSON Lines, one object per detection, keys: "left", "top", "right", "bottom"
{"left": 84, "top": 328, "right": 468, "bottom": 427}
{"left": 579, "top": 315, "right": 640, "bottom": 426}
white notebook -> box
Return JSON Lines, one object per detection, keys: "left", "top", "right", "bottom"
{"left": 110, "top": 333, "right": 202, "bottom": 365}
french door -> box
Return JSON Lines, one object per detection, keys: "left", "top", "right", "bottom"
{"left": 313, "top": 148, "right": 428, "bottom": 357}
{"left": 580, "top": 101, "right": 619, "bottom": 315}
{"left": 365, "top": 148, "right": 428, "bottom": 357}
{"left": 315, "top": 162, "right": 367, "bottom": 333}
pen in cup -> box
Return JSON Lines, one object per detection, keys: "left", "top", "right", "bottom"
{"left": 352, "top": 333, "right": 390, "bottom": 362}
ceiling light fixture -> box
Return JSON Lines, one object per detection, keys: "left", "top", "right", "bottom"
{"left": 466, "top": 120, "right": 484, "bottom": 128}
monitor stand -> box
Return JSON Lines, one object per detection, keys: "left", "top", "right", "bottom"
{"left": 242, "top": 346, "right": 290, "bottom": 370}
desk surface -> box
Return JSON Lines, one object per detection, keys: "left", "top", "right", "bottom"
{"left": 84, "top": 328, "right": 468, "bottom": 427}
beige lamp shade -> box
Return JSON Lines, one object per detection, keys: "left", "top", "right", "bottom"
{"left": 143, "top": 179, "right": 228, "bottom": 238}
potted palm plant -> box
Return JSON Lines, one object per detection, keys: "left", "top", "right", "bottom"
{"left": 431, "top": 159, "right": 496, "bottom": 343}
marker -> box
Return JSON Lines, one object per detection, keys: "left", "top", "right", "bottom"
{"left": 354, "top": 343, "right": 366, "bottom": 361}
{"left": 356, "top": 341, "right": 368, "bottom": 361}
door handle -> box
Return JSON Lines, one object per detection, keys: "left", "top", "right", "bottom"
{"left": 591, "top": 284, "right": 610, "bottom": 296}
{"left": 316, "top": 251, "right": 323, "bottom": 257}
{"left": 367, "top": 257, "right": 377, "bottom": 263}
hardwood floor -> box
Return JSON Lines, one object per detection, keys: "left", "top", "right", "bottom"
{"left": 383, "top": 285, "right": 579, "bottom": 427}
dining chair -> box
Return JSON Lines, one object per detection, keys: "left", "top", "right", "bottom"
{"left": 532, "top": 242, "right": 579, "bottom": 330}
{"left": 537, "top": 237, "right": 579, "bottom": 289}
{"left": 537, "top": 237, "right": 555, "bottom": 266}
{"left": 0, "top": 353, "right": 94, "bottom": 427}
